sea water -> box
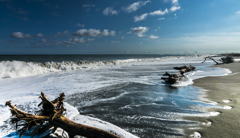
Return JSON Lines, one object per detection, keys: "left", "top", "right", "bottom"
{"left": 0, "top": 55, "right": 231, "bottom": 138}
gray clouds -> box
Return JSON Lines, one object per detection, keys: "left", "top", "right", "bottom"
{"left": 35, "top": 33, "right": 44, "bottom": 37}
{"left": 54, "top": 30, "right": 69, "bottom": 37}
{"left": 76, "top": 23, "right": 85, "bottom": 27}
{"left": 11, "top": 32, "right": 43, "bottom": 39}
{"left": 131, "top": 26, "right": 148, "bottom": 37}
{"left": 63, "top": 38, "right": 94, "bottom": 45}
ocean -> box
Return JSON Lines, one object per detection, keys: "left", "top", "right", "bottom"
{"left": 0, "top": 55, "right": 231, "bottom": 138}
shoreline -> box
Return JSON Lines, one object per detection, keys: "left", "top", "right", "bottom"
{"left": 185, "top": 62, "right": 240, "bottom": 137}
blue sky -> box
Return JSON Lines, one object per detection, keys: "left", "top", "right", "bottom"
{"left": 1, "top": 0, "right": 240, "bottom": 54}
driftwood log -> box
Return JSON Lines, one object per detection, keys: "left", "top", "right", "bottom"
{"left": 5, "top": 92, "right": 121, "bottom": 138}
{"left": 161, "top": 65, "right": 196, "bottom": 84}
{"left": 202, "top": 56, "right": 233, "bottom": 64}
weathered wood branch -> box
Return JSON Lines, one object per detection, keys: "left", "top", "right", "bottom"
{"left": 161, "top": 65, "right": 196, "bottom": 84}
{"left": 6, "top": 92, "right": 121, "bottom": 138}
{"left": 202, "top": 56, "right": 233, "bottom": 64}
{"left": 202, "top": 56, "right": 220, "bottom": 64}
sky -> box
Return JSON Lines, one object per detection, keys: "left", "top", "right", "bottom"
{"left": 0, "top": 0, "right": 240, "bottom": 55}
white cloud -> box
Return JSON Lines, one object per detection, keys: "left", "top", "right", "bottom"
{"left": 134, "top": 13, "right": 148, "bottom": 22}
{"left": 127, "top": 31, "right": 132, "bottom": 34}
{"left": 103, "top": 7, "right": 118, "bottom": 16}
{"left": 157, "top": 17, "right": 165, "bottom": 20}
{"left": 170, "top": 6, "right": 181, "bottom": 12}
{"left": 171, "top": 0, "right": 178, "bottom": 5}
{"left": 72, "top": 29, "right": 100, "bottom": 37}
{"left": 236, "top": 11, "right": 240, "bottom": 14}
{"left": 84, "top": 38, "right": 94, "bottom": 43}
{"left": 54, "top": 30, "right": 69, "bottom": 37}
{"left": 64, "top": 38, "right": 94, "bottom": 44}
{"left": 76, "top": 23, "right": 85, "bottom": 27}
{"left": 163, "top": 0, "right": 178, "bottom": 5}
{"left": 41, "top": 38, "right": 47, "bottom": 42}
{"left": 82, "top": 4, "right": 95, "bottom": 8}
{"left": 101, "top": 29, "right": 116, "bottom": 36}
{"left": 131, "top": 26, "right": 148, "bottom": 37}
{"left": 149, "top": 9, "right": 168, "bottom": 16}
{"left": 149, "top": 35, "right": 159, "bottom": 39}
{"left": 54, "top": 38, "right": 94, "bottom": 46}
{"left": 123, "top": 0, "right": 151, "bottom": 13}
{"left": 72, "top": 29, "right": 116, "bottom": 37}
{"left": 35, "top": 33, "right": 44, "bottom": 37}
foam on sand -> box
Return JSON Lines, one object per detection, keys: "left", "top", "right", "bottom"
{"left": 190, "top": 132, "right": 201, "bottom": 138}
{"left": 223, "top": 106, "right": 232, "bottom": 110}
{"left": 209, "top": 112, "right": 220, "bottom": 116}
{"left": 223, "top": 100, "right": 231, "bottom": 103}
{"left": 202, "top": 121, "right": 211, "bottom": 126}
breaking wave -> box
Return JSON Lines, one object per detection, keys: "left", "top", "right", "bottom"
{"left": 0, "top": 55, "right": 198, "bottom": 79}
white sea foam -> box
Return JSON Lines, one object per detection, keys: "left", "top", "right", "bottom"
{"left": 202, "top": 121, "right": 211, "bottom": 126}
{"left": 234, "top": 58, "right": 240, "bottom": 62}
{"left": 0, "top": 61, "right": 55, "bottom": 79}
{"left": 223, "top": 100, "right": 231, "bottom": 103}
{"left": 209, "top": 112, "right": 220, "bottom": 116}
{"left": 172, "top": 111, "right": 220, "bottom": 117}
{"left": 173, "top": 73, "right": 194, "bottom": 87}
{"left": 223, "top": 106, "right": 232, "bottom": 109}
{"left": 190, "top": 132, "right": 201, "bottom": 138}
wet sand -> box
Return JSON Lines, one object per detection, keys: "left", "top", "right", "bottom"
{"left": 185, "top": 62, "right": 240, "bottom": 137}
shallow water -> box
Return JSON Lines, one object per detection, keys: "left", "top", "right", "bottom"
{"left": 0, "top": 55, "right": 231, "bottom": 137}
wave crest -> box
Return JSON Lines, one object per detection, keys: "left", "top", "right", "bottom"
{"left": 0, "top": 55, "right": 197, "bottom": 79}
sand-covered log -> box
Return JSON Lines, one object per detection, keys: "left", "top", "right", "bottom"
{"left": 5, "top": 92, "right": 121, "bottom": 138}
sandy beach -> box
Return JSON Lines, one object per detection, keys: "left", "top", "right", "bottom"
{"left": 185, "top": 62, "right": 240, "bottom": 137}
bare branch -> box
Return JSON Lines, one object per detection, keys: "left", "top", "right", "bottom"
{"left": 6, "top": 92, "right": 121, "bottom": 138}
